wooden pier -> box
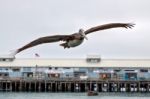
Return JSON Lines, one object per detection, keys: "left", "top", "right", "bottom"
{"left": 0, "top": 78, "right": 150, "bottom": 92}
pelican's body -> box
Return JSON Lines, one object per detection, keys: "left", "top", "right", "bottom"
{"left": 12, "top": 23, "right": 135, "bottom": 55}
{"left": 68, "top": 39, "right": 84, "bottom": 47}
{"left": 60, "top": 31, "right": 85, "bottom": 48}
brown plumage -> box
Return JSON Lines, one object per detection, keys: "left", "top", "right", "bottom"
{"left": 13, "top": 23, "right": 135, "bottom": 55}
{"left": 84, "top": 23, "right": 134, "bottom": 34}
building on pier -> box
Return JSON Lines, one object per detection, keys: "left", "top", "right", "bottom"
{"left": 0, "top": 55, "right": 150, "bottom": 92}
{"left": 0, "top": 55, "right": 150, "bottom": 81}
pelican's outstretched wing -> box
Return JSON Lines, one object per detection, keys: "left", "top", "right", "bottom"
{"left": 84, "top": 23, "right": 135, "bottom": 35}
{"left": 16, "top": 35, "right": 73, "bottom": 53}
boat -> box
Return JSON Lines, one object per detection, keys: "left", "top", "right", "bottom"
{"left": 87, "top": 91, "right": 98, "bottom": 96}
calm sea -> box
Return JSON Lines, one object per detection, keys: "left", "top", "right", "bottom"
{"left": 0, "top": 92, "right": 150, "bottom": 99}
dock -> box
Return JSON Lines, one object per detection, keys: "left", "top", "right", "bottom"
{"left": 0, "top": 78, "right": 150, "bottom": 92}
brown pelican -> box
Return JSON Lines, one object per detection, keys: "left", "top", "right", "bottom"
{"left": 12, "top": 23, "right": 135, "bottom": 55}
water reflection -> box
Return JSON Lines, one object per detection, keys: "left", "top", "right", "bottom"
{"left": 0, "top": 92, "right": 149, "bottom": 99}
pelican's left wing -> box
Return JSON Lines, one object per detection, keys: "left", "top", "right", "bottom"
{"left": 16, "top": 35, "right": 73, "bottom": 54}
{"left": 84, "top": 23, "right": 135, "bottom": 35}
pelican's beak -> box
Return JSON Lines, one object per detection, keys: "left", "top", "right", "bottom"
{"left": 82, "top": 33, "right": 88, "bottom": 40}
{"left": 84, "top": 36, "right": 88, "bottom": 40}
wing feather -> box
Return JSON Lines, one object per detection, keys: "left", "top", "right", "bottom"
{"left": 17, "top": 35, "right": 72, "bottom": 53}
{"left": 85, "top": 23, "right": 135, "bottom": 35}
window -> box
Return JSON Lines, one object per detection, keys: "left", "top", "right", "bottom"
{"left": 2, "top": 59, "right": 6, "bottom": 61}
{"left": 140, "top": 69, "right": 148, "bottom": 72}
{"left": 74, "top": 71, "right": 86, "bottom": 77}
{"left": 0, "top": 58, "right": 14, "bottom": 62}
{"left": 66, "top": 74, "right": 69, "bottom": 77}
{"left": 12, "top": 68, "right": 20, "bottom": 72}
{"left": 125, "top": 70, "right": 135, "bottom": 71}
{"left": 23, "top": 67, "right": 31, "bottom": 72}
{"left": 114, "top": 69, "right": 121, "bottom": 72}
{"left": 86, "top": 58, "right": 101, "bottom": 63}
{"left": 64, "top": 67, "right": 70, "bottom": 69}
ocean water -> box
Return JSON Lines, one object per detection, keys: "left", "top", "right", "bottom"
{"left": 0, "top": 92, "right": 149, "bottom": 99}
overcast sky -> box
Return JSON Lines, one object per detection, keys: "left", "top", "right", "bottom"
{"left": 0, "top": 0, "right": 150, "bottom": 59}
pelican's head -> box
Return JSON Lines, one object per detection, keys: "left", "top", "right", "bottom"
{"left": 79, "top": 29, "right": 88, "bottom": 40}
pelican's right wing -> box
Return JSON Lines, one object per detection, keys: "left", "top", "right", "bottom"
{"left": 16, "top": 35, "right": 73, "bottom": 53}
{"left": 84, "top": 23, "right": 135, "bottom": 35}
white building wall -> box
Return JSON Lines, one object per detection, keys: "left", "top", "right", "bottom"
{"left": 0, "top": 58, "right": 150, "bottom": 67}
